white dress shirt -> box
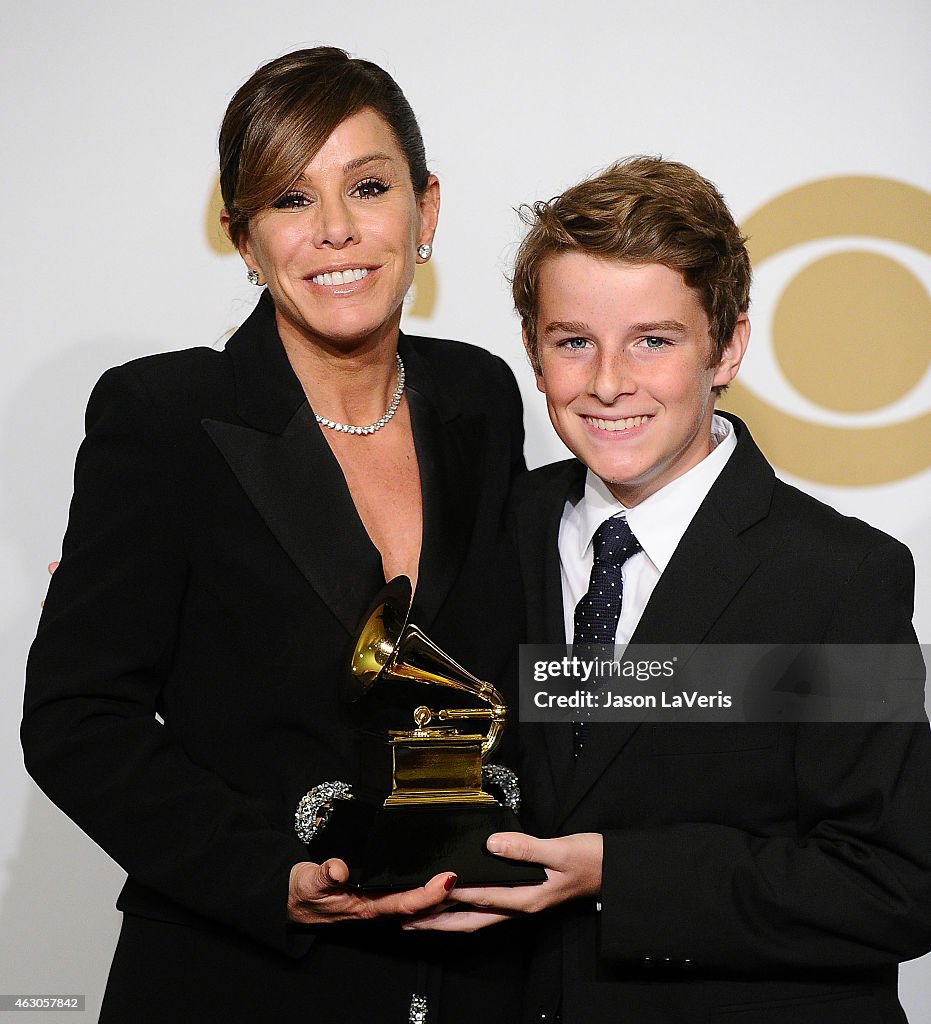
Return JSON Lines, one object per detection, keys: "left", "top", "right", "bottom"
{"left": 558, "top": 415, "right": 737, "bottom": 643}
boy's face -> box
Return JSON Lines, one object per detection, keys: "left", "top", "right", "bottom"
{"left": 530, "top": 253, "right": 748, "bottom": 507}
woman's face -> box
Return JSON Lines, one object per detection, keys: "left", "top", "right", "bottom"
{"left": 237, "top": 108, "right": 439, "bottom": 355}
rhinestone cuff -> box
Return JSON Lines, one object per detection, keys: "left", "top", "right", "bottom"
{"left": 482, "top": 764, "right": 521, "bottom": 813}
{"left": 409, "top": 994, "right": 429, "bottom": 1023}
{"left": 294, "top": 780, "right": 354, "bottom": 845}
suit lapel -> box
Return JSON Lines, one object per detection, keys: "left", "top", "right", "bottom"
{"left": 202, "top": 293, "right": 382, "bottom": 634}
{"left": 402, "top": 338, "right": 474, "bottom": 630}
{"left": 203, "top": 406, "right": 383, "bottom": 635}
{"left": 516, "top": 460, "right": 579, "bottom": 648}
{"left": 550, "top": 417, "right": 775, "bottom": 829}
{"left": 513, "top": 461, "right": 583, "bottom": 831}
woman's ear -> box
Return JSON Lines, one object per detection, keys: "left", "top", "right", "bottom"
{"left": 416, "top": 175, "right": 441, "bottom": 256}
{"left": 221, "top": 209, "right": 262, "bottom": 284}
{"left": 218, "top": 206, "right": 232, "bottom": 242}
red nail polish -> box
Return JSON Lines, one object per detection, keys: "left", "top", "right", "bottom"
{"left": 444, "top": 874, "right": 457, "bottom": 891}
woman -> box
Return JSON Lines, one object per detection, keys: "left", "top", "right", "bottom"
{"left": 23, "top": 47, "right": 527, "bottom": 1022}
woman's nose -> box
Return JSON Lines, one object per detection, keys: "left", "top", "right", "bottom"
{"left": 312, "top": 195, "right": 357, "bottom": 249}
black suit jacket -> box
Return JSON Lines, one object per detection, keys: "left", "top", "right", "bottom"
{"left": 22, "top": 292, "right": 528, "bottom": 1023}
{"left": 513, "top": 416, "right": 931, "bottom": 1023}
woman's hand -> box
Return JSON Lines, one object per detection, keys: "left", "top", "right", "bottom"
{"left": 287, "top": 859, "right": 456, "bottom": 925}
{"left": 41, "top": 561, "right": 59, "bottom": 608}
{"left": 402, "top": 832, "right": 603, "bottom": 933}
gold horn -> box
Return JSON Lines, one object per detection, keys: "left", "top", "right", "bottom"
{"left": 349, "top": 576, "right": 507, "bottom": 761}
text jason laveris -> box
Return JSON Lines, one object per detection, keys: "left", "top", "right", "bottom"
{"left": 533, "top": 690, "right": 733, "bottom": 709}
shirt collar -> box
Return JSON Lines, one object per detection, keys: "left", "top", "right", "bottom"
{"left": 576, "top": 414, "right": 736, "bottom": 571}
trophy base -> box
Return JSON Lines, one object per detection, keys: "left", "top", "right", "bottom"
{"left": 346, "top": 802, "right": 547, "bottom": 890}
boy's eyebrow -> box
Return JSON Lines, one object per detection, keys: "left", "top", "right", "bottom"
{"left": 542, "top": 320, "right": 591, "bottom": 337}
{"left": 631, "top": 320, "right": 689, "bottom": 334}
{"left": 542, "top": 318, "right": 691, "bottom": 337}
{"left": 536, "top": 317, "right": 688, "bottom": 337}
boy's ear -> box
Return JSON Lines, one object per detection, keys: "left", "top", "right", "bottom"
{"left": 712, "top": 314, "right": 750, "bottom": 389}
{"left": 522, "top": 326, "right": 546, "bottom": 393}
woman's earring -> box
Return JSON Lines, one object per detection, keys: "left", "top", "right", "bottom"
{"left": 417, "top": 244, "right": 432, "bottom": 261}
{"left": 247, "top": 269, "right": 261, "bottom": 286}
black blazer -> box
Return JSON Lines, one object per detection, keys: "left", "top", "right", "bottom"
{"left": 23, "top": 292, "right": 529, "bottom": 1023}
{"left": 512, "top": 416, "right": 931, "bottom": 1024}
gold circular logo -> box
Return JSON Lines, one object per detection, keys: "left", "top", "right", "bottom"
{"left": 722, "top": 176, "right": 931, "bottom": 485}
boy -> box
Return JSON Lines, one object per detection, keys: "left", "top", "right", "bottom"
{"left": 409, "top": 157, "right": 931, "bottom": 1023}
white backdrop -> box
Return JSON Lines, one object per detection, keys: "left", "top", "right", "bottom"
{"left": 2, "top": 1, "right": 929, "bottom": 1019}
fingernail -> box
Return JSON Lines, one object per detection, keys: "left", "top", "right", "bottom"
{"left": 444, "top": 873, "right": 457, "bottom": 891}
{"left": 487, "top": 836, "right": 503, "bottom": 854}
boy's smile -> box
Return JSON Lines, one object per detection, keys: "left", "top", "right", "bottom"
{"left": 531, "top": 254, "right": 748, "bottom": 507}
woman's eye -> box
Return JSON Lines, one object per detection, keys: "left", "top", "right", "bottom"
{"left": 353, "top": 178, "right": 389, "bottom": 199}
{"left": 272, "top": 191, "right": 310, "bottom": 210}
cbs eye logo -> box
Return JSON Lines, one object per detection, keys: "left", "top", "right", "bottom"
{"left": 723, "top": 176, "right": 931, "bottom": 485}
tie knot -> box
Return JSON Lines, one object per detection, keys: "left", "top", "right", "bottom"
{"left": 592, "top": 516, "right": 641, "bottom": 567}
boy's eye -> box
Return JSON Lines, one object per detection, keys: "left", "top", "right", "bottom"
{"left": 353, "top": 178, "right": 389, "bottom": 199}
{"left": 272, "top": 191, "right": 310, "bottom": 210}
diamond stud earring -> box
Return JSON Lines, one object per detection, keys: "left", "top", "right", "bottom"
{"left": 417, "top": 243, "right": 432, "bottom": 261}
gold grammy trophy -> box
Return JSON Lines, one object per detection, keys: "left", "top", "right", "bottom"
{"left": 346, "top": 576, "right": 545, "bottom": 889}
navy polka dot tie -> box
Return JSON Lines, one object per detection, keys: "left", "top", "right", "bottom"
{"left": 572, "top": 515, "right": 641, "bottom": 759}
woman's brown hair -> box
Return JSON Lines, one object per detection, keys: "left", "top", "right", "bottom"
{"left": 219, "top": 47, "right": 430, "bottom": 246}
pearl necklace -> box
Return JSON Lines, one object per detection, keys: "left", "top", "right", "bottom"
{"left": 314, "top": 354, "right": 405, "bottom": 436}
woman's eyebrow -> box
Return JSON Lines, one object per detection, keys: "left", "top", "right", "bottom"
{"left": 292, "top": 153, "right": 394, "bottom": 185}
{"left": 343, "top": 152, "right": 394, "bottom": 172}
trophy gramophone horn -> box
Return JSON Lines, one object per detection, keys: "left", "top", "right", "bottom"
{"left": 349, "top": 576, "right": 507, "bottom": 761}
